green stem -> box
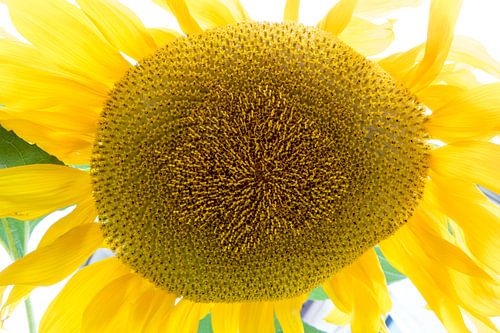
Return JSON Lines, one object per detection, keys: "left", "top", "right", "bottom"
{"left": 1, "top": 218, "right": 20, "bottom": 259}
{"left": 24, "top": 297, "right": 37, "bottom": 333}
{"left": 1, "top": 218, "right": 37, "bottom": 332}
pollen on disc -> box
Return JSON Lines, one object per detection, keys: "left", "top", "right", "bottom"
{"left": 91, "top": 22, "right": 429, "bottom": 302}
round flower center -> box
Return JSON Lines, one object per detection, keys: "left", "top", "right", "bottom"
{"left": 91, "top": 22, "right": 429, "bottom": 302}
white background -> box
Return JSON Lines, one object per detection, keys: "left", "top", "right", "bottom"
{"left": 0, "top": 0, "right": 499, "bottom": 332}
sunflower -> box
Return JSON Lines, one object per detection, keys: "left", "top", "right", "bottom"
{"left": 0, "top": 0, "right": 499, "bottom": 332}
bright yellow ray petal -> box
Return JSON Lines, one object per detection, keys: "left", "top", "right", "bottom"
{"left": 211, "top": 303, "right": 241, "bottom": 333}
{"left": 2, "top": 0, "right": 129, "bottom": 86}
{"left": 0, "top": 223, "right": 102, "bottom": 286}
{"left": 81, "top": 273, "right": 151, "bottom": 333}
{"left": 339, "top": 17, "right": 394, "bottom": 57}
{"left": 317, "top": 0, "right": 359, "bottom": 36}
{"left": 0, "top": 64, "right": 106, "bottom": 110}
{"left": 427, "top": 175, "right": 500, "bottom": 275}
{"left": 322, "top": 270, "right": 352, "bottom": 314}
{"left": 239, "top": 302, "right": 275, "bottom": 333}
{"left": 403, "top": 0, "right": 462, "bottom": 91}
{"left": 380, "top": 230, "right": 472, "bottom": 333}
{"left": 350, "top": 249, "right": 391, "bottom": 314}
{"left": 186, "top": 0, "right": 248, "bottom": 29}
{"left": 417, "top": 84, "right": 464, "bottom": 110}
{"left": 163, "top": 299, "right": 213, "bottom": 333}
{"left": 435, "top": 64, "right": 481, "bottom": 89}
{"left": 284, "top": 0, "right": 300, "bottom": 22}
{"left": 422, "top": 83, "right": 500, "bottom": 141}
{"left": 38, "top": 197, "right": 97, "bottom": 248}
{"left": 408, "top": 211, "right": 493, "bottom": 279}
{"left": 355, "top": 0, "right": 421, "bottom": 16}
{"left": 382, "top": 213, "right": 500, "bottom": 330}
{"left": 0, "top": 107, "right": 98, "bottom": 137}
{"left": 350, "top": 278, "right": 385, "bottom": 333}
{"left": 323, "top": 249, "right": 391, "bottom": 333}
{"left": 377, "top": 44, "right": 425, "bottom": 81}
{"left": 430, "top": 141, "right": 500, "bottom": 194}
{"left": 77, "top": 0, "right": 157, "bottom": 61}
{"left": 148, "top": 27, "right": 181, "bottom": 47}
{"left": 141, "top": 292, "right": 177, "bottom": 332}
{"left": 0, "top": 285, "right": 34, "bottom": 323}
{"left": 0, "top": 37, "right": 109, "bottom": 92}
{"left": 274, "top": 294, "right": 307, "bottom": 333}
{"left": 324, "top": 307, "right": 351, "bottom": 325}
{"left": 162, "top": 0, "right": 203, "bottom": 34}
{"left": 39, "top": 258, "right": 130, "bottom": 333}
{"left": 349, "top": 250, "right": 391, "bottom": 333}
{"left": 0, "top": 165, "right": 91, "bottom": 220}
{"left": 129, "top": 288, "right": 176, "bottom": 333}
{"left": 449, "top": 36, "right": 500, "bottom": 79}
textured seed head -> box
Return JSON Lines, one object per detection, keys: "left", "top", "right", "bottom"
{"left": 91, "top": 22, "right": 429, "bottom": 302}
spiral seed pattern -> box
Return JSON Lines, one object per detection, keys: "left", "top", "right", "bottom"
{"left": 91, "top": 22, "right": 429, "bottom": 302}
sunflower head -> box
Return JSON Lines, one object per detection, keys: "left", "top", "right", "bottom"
{"left": 91, "top": 22, "right": 429, "bottom": 302}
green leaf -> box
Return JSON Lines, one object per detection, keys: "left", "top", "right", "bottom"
{"left": 197, "top": 314, "right": 213, "bottom": 333}
{"left": 304, "top": 322, "right": 327, "bottom": 333}
{"left": 0, "top": 125, "right": 63, "bottom": 258}
{"left": 308, "top": 287, "right": 329, "bottom": 301}
{"left": 0, "top": 125, "right": 62, "bottom": 168}
{"left": 375, "top": 246, "right": 406, "bottom": 283}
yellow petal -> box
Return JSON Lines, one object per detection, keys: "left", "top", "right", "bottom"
{"left": 377, "top": 43, "right": 425, "bottom": 81}
{"left": 186, "top": 0, "right": 248, "bottom": 29}
{"left": 163, "top": 0, "right": 202, "bottom": 34}
{"left": 379, "top": 228, "right": 471, "bottom": 333}
{"left": 239, "top": 302, "right": 275, "bottom": 333}
{"left": 127, "top": 287, "right": 176, "bottom": 333}
{"left": 0, "top": 285, "right": 34, "bottom": 321}
{"left": 39, "top": 258, "right": 130, "bottom": 333}
{"left": 0, "top": 165, "right": 91, "bottom": 220}
{"left": 141, "top": 291, "right": 177, "bottom": 332}
{"left": 284, "top": 0, "right": 300, "bottom": 22}
{"left": 0, "top": 37, "right": 109, "bottom": 92}
{"left": 348, "top": 249, "right": 391, "bottom": 333}
{"left": 0, "top": 64, "right": 106, "bottom": 110}
{"left": 274, "top": 294, "right": 307, "bottom": 333}
{"left": 148, "top": 28, "right": 181, "bottom": 47}
{"left": 430, "top": 141, "right": 500, "bottom": 194}
{"left": 2, "top": 0, "right": 129, "bottom": 86}
{"left": 355, "top": 0, "right": 421, "bottom": 16}
{"left": 324, "top": 307, "right": 351, "bottom": 325}
{"left": 350, "top": 249, "right": 391, "bottom": 314}
{"left": 211, "top": 303, "right": 241, "bottom": 333}
{"left": 428, "top": 175, "right": 500, "bottom": 275}
{"left": 339, "top": 17, "right": 394, "bottom": 57}
{"left": 0, "top": 223, "right": 102, "bottom": 286}
{"left": 350, "top": 278, "right": 384, "bottom": 333}
{"left": 322, "top": 269, "right": 353, "bottom": 314}
{"left": 163, "top": 299, "right": 213, "bottom": 333}
{"left": 317, "top": 0, "right": 359, "bottom": 36}
{"left": 409, "top": 212, "right": 493, "bottom": 279}
{"left": 0, "top": 107, "right": 98, "bottom": 136}
{"left": 77, "top": 0, "right": 157, "bottom": 61}
{"left": 403, "top": 0, "right": 463, "bottom": 91}
{"left": 435, "top": 64, "right": 480, "bottom": 89}
{"left": 424, "top": 83, "right": 500, "bottom": 141}
{"left": 417, "top": 84, "right": 464, "bottom": 110}
{"left": 38, "top": 197, "right": 97, "bottom": 248}
{"left": 449, "top": 36, "right": 500, "bottom": 78}
{"left": 81, "top": 273, "right": 150, "bottom": 332}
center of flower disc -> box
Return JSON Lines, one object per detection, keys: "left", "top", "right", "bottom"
{"left": 91, "top": 22, "right": 429, "bottom": 302}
